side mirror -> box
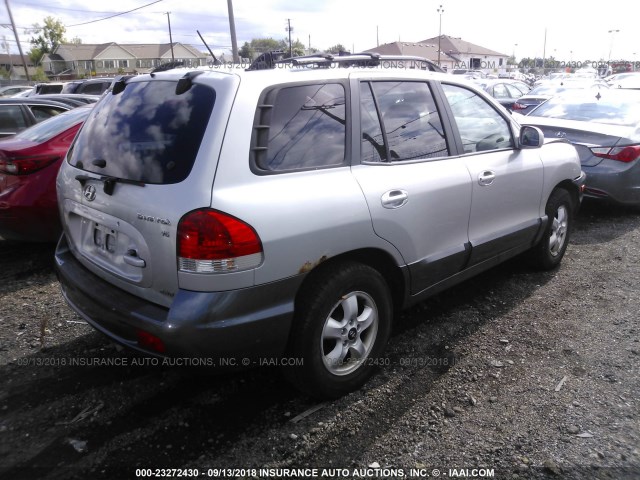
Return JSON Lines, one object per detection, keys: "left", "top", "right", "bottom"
{"left": 520, "top": 125, "right": 544, "bottom": 148}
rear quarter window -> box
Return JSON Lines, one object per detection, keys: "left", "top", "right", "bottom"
{"left": 251, "top": 83, "right": 347, "bottom": 173}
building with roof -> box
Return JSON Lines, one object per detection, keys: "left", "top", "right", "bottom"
{"left": 40, "top": 42, "right": 209, "bottom": 79}
{"left": 365, "top": 35, "right": 509, "bottom": 73}
{"left": 0, "top": 53, "right": 35, "bottom": 82}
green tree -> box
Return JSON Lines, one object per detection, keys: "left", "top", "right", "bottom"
{"left": 238, "top": 41, "right": 253, "bottom": 60}
{"left": 31, "top": 66, "right": 49, "bottom": 82}
{"left": 326, "top": 44, "right": 348, "bottom": 54}
{"left": 239, "top": 38, "right": 283, "bottom": 60}
{"left": 238, "top": 37, "right": 308, "bottom": 60}
{"left": 27, "top": 16, "right": 67, "bottom": 64}
{"left": 287, "top": 38, "right": 306, "bottom": 58}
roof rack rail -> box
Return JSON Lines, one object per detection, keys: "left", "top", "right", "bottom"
{"left": 246, "top": 51, "right": 444, "bottom": 72}
{"left": 247, "top": 50, "right": 286, "bottom": 71}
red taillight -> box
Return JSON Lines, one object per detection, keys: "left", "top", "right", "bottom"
{"left": 0, "top": 154, "right": 60, "bottom": 175}
{"left": 136, "top": 329, "right": 166, "bottom": 354}
{"left": 177, "top": 209, "right": 263, "bottom": 273}
{"left": 591, "top": 145, "right": 640, "bottom": 163}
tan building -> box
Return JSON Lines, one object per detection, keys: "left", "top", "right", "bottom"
{"left": 40, "top": 42, "right": 209, "bottom": 79}
{"left": 366, "top": 35, "right": 508, "bottom": 73}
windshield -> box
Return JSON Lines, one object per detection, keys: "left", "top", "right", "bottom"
{"left": 14, "top": 106, "right": 92, "bottom": 143}
{"left": 528, "top": 92, "right": 640, "bottom": 127}
{"left": 68, "top": 79, "right": 216, "bottom": 184}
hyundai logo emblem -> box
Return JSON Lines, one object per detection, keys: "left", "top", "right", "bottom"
{"left": 83, "top": 184, "right": 97, "bottom": 201}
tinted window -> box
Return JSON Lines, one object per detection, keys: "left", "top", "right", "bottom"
{"left": 29, "top": 105, "right": 68, "bottom": 122}
{"left": 253, "top": 83, "right": 346, "bottom": 172}
{"left": 68, "top": 80, "right": 215, "bottom": 184}
{"left": 0, "top": 105, "right": 28, "bottom": 134}
{"left": 79, "top": 82, "right": 111, "bottom": 95}
{"left": 361, "top": 81, "right": 448, "bottom": 162}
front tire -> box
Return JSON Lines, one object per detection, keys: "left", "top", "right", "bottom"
{"left": 529, "top": 188, "right": 574, "bottom": 270}
{"left": 285, "top": 262, "right": 392, "bottom": 399}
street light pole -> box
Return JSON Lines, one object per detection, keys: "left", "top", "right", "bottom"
{"left": 608, "top": 29, "right": 620, "bottom": 64}
{"left": 437, "top": 4, "right": 444, "bottom": 67}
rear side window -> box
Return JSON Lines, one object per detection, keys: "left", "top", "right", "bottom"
{"left": 360, "top": 81, "right": 448, "bottom": 162}
{"left": 251, "top": 83, "right": 346, "bottom": 172}
{"left": 0, "top": 105, "right": 27, "bottom": 134}
{"left": 16, "top": 106, "right": 90, "bottom": 143}
{"left": 68, "top": 80, "right": 215, "bottom": 184}
{"left": 29, "top": 105, "right": 67, "bottom": 122}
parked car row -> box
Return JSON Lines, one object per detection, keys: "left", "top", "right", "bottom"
{"left": 472, "top": 79, "right": 531, "bottom": 110}
{"left": 0, "top": 94, "right": 99, "bottom": 138}
{"left": 1, "top": 77, "right": 115, "bottom": 99}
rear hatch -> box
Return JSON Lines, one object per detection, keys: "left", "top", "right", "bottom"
{"left": 57, "top": 71, "right": 239, "bottom": 308}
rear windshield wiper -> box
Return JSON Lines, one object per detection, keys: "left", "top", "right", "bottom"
{"left": 75, "top": 174, "right": 145, "bottom": 195}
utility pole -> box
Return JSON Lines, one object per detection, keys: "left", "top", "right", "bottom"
{"left": 166, "top": 12, "right": 175, "bottom": 62}
{"left": 437, "top": 5, "right": 444, "bottom": 67}
{"left": 227, "top": 0, "right": 239, "bottom": 63}
{"left": 542, "top": 27, "right": 547, "bottom": 75}
{"left": 4, "top": 0, "right": 29, "bottom": 81}
{"left": 286, "top": 19, "right": 293, "bottom": 58}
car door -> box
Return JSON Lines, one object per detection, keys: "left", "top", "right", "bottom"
{"left": 439, "top": 83, "right": 544, "bottom": 266}
{"left": 351, "top": 79, "right": 473, "bottom": 296}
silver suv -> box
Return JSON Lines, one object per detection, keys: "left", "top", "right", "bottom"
{"left": 55, "top": 54, "right": 585, "bottom": 398}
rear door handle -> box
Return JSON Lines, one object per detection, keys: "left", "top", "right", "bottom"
{"left": 381, "top": 189, "right": 409, "bottom": 209}
{"left": 478, "top": 171, "right": 496, "bottom": 186}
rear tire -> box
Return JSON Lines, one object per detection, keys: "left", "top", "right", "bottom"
{"left": 529, "top": 188, "right": 574, "bottom": 270}
{"left": 284, "top": 262, "right": 392, "bottom": 399}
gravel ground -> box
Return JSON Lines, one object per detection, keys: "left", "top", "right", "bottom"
{"left": 0, "top": 200, "right": 638, "bottom": 480}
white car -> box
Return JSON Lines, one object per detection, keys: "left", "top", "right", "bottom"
{"left": 0, "top": 85, "right": 33, "bottom": 97}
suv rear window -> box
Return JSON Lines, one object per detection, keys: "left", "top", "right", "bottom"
{"left": 68, "top": 80, "right": 215, "bottom": 184}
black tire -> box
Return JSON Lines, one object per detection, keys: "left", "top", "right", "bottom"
{"left": 529, "top": 188, "right": 574, "bottom": 270}
{"left": 284, "top": 262, "right": 393, "bottom": 399}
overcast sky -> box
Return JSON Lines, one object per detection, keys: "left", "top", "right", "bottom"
{"left": 1, "top": 0, "right": 637, "bottom": 65}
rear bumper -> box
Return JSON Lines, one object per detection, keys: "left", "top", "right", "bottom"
{"left": 573, "top": 171, "right": 586, "bottom": 208}
{"left": 582, "top": 161, "right": 640, "bottom": 205}
{"left": 55, "top": 235, "right": 300, "bottom": 361}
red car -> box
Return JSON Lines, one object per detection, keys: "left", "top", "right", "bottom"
{"left": 0, "top": 105, "right": 92, "bottom": 242}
